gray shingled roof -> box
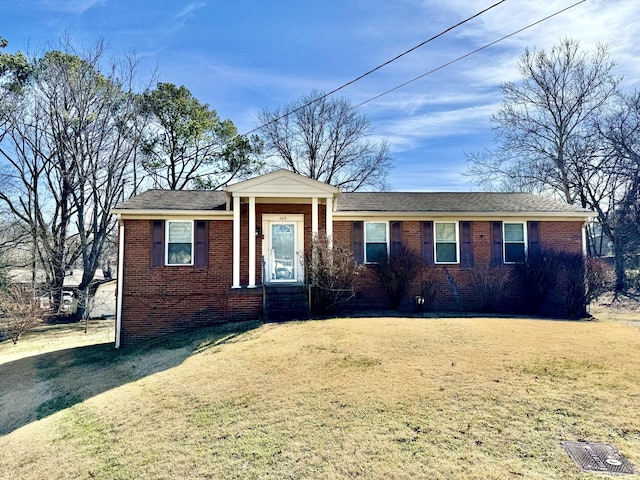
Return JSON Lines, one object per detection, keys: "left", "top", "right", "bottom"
{"left": 113, "top": 189, "right": 591, "bottom": 216}
{"left": 336, "top": 192, "right": 590, "bottom": 214}
{"left": 114, "top": 189, "right": 228, "bottom": 211}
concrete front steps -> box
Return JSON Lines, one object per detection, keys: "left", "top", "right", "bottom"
{"left": 264, "top": 284, "right": 310, "bottom": 322}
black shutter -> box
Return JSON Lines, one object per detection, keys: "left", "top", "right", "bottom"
{"left": 460, "top": 221, "right": 474, "bottom": 267}
{"left": 391, "top": 221, "right": 402, "bottom": 254}
{"left": 422, "top": 221, "right": 434, "bottom": 265}
{"left": 194, "top": 220, "right": 208, "bottom": 267}
{"left": 527, "top": 221, "right": 540, "bottom": 256}
{"left": 151, "top": 220, "right": 165, "bottom": 267}
{"left": 352, "top": 221, "right": 364, "bottom": 264}
{"left": 491, "top": 221, "right": 503, "bottom": 266}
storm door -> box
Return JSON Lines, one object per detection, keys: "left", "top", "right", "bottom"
{"left": 268, "top": 222, "right": 297, "bottom": 282}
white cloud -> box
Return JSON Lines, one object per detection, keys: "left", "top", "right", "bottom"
{"left": 374, "top": 103, "right": 498, "bottom": 152}
{"left": 168, "top": 3, "right": 208, "bottom": 34}
{"left": 178, "top": 2, "right": 206, "bottom": 18}
{"left": 42, "top": 0, "right": 104, "bottom": 14}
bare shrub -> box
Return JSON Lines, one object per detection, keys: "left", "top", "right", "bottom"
{"left": 469, "top": 262, "right": 511, "bottom": 313}
{"left": 513, "top": 249, "right": 563, "bottom": 315}
{"left": 375, "top": 246, "right": 421, "bottom": 310}
{"left": 304, "top": 234, "right": 365, "bottom": 314}
{"left": 0, "top": 285, "right": 46, "bottom": 344}
{"left": 417, "top": 265, "right": 439, "bottom": 312}
{"left": 563, "top": 254, "right": 615, "bottom": 318}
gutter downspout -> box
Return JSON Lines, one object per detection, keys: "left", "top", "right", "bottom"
{"left": 115, "top": 217, "right": 125, "bottom": 349}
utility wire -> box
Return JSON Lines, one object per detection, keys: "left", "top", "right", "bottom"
{"left": 354, "top": 0, "right": 587, "bottom": 108}
{"left": 243, "top": 0, "right": 508, "bottom": 136}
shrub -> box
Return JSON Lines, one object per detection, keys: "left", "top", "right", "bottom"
{"left": 468, "top": 262, "right": 511, "bottom": 313}
{"left": 513, "top": 249, "right": 563, "bottom": 315}
{"left": 563, "top": 254, "right": 615, "bottom": 318}
{"left": 304, "top": 234, "right": 365, "bottom": 314}
{"left": 0, "top": 285, "right": 46, "bottom": 344}
{"left": 417, "top": 265, "right": 439, "bottom": 312}
{"left": 375, "top": 246, "right": 421, "bottom": 310}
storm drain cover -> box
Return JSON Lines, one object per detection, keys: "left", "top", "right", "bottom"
{"left": 562, "top": 441, "right": 635, "bottom": 475}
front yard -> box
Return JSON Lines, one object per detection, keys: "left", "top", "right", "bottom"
{"left": 0, "top": 300, "right": 639, "bottom": 479}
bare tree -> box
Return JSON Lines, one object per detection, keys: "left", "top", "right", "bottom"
{"left": 258, "top": 90, "right": 393, "bottom": 191}
{"left": 466, "top": 38, "right": 620, "bottom": 204}
{"left": 464, "top": 39, "right": 640, "bottom": 288}
{"left": 597, "top": 90, "right": 640, "bottom": 289}
{"left": 0, "top": 40, "right": 144, "bottom": 314}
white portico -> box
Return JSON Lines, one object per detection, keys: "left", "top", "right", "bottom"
{"left": 224, "top": 170, "right": 340, "bottom": 289}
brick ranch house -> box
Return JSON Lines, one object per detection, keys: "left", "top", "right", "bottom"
{"left": 112, "top": 170, "right": 595, "bottom": 347}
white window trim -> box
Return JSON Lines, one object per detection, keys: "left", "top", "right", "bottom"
{"left": 166, "top": 219, "right": 195, "bottom": 266}
{"left": 364, "top": 221, "right": 389, "bottom": 264}
{"left": 503, "top": 221, "right": 527, "bottom": 264}
{"left": 434, "top": 221, "right": 459, "bottom": 264}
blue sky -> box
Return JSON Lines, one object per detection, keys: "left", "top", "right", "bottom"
{"left": 2, "top": 0, "right": 639, "bottom": 191}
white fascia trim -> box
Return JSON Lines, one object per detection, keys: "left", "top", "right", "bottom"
{"left": 332, "top": 212, "right": 595, "bottom": 221}
{"left": 115, "top": 219, "right": 125, "bottom": 349}
{"left": 112, "top": 210, "right": 233, "bottom": 220}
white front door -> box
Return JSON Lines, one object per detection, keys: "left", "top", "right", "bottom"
{"left": 264, "top": 215, "right": 304, "bottom": 283}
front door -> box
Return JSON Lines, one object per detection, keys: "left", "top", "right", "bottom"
{"left": 269, "top": 222, "right": 297, "bottom": 282}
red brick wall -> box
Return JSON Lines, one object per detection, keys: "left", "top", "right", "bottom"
{"left": 120, "top": 219, "right": 237, "bottom": 346}
{"left": 120, "top": 202, "right": 325, "bottom": 345}
{"left": 332, "top": 219, "right": 585, "bottom": 316}
{"left": 120, "top": 214, "right": 586, "bottom": 345}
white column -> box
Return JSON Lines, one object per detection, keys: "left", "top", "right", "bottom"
{"left": 248, "top": 196, "right": 256, "bottom": 288}
{"left": 312, "top": 197, "right": 319, "bottom": 236}
{"left": 325, "top": 196, "right": 333, "bottom": 242}
{"left": 232, "top": 195, "right": 241, "bottom": 288}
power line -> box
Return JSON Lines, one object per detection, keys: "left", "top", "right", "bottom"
{"left": 354, "top": 0, "right": 587, "bottom": 108}
{"left": 243, "top": 0, "right": 508, "bottom": 136}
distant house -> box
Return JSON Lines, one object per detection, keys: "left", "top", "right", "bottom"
{"left": 8, "top": 267, "right": 113, "bottom": 314}
{"left": 89, "top": 279, "right": 117, "bottom": 319}
{"left": 112, "top": 170, "right": 595, "bottom": 347}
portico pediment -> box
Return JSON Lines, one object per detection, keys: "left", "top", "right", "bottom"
{"left": 225, "top": 169, "right": 339, "bottom": 199}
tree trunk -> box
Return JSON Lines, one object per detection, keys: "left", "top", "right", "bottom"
{"left": 613, "top": 236, "right": 626, "bottom": 291}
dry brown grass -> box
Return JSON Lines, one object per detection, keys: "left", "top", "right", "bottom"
{"left": 1, "top": 305, "right": 639, "bottom": 479}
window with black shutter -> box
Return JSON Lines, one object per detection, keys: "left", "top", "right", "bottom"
{"left": 491, "top": 221, "right": 503, "bottom": 266}
{"left": 422, "top": 221, "right": 434, "bottom": 265}
{"left": 352, "top": 221, "right": 364, "bottom": 264}
{"left": 527, "top": 221, "right": 540, "bottom": 256}
{"left": 460, "top": 221, "right": 474, "bottom": 267}
{"left": 194, "top": 220, "right": 208, "bottom": 267}
{"left": 391, "top": 221, "right": 402, "bottom": 254}
{"left": 151, "top": 220, "right": 165, "bottom": 267}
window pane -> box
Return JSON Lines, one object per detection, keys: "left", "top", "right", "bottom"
{"left": 504, "top": 223, "right": 524, "bottom": 242}
{"left": 505, "top": 243, "right": 525, "bottom": 263}
{"left": 366, "top": 243, "right": 387, "bottom": 263}
{"left": 168, "top": 243, "right": 192, "bottom": 264}
{"left": 168, "top": 222, "right": 192, "bottom": 243}
{"left": 366, "top": 222, "right": 387, "bottom": 243}
{"left": 435, "top": 223, "right": 456, "bottom": 242}
{"left": 436, "top": 243, "right": 456, "bottom": 263}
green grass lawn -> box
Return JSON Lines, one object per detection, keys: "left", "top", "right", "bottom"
{"left": 1, "top": 306, "right": 639, "bottom": 479}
